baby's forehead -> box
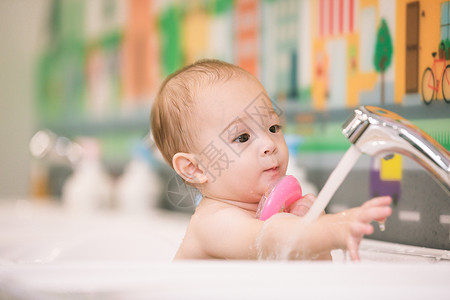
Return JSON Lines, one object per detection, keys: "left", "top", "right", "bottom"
{"left": 200, "top": 76, "right": 273, "bottom": 109}
{"left": 197, "top": 89, "right": 278, "bottom": 127}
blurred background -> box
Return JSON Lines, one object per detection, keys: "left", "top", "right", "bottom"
{"left": 0, "top": 0, "right": 449, "bottom": 249}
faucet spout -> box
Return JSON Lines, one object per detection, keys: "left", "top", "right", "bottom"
{"left": 342, "top": 106, "right": 450, "bottom": 194}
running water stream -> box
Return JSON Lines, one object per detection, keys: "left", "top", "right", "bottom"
{"left": 302, "top": 145, "right": 362, "bottom": 224}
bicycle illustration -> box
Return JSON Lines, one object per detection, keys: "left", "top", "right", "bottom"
{"left": 421, "top": 51, "right": 450, "bottom": 104}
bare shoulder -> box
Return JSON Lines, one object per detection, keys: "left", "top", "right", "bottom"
{"left": 195, "top": 198, "right": 254, "bottom": 221}
{"left": 190, "top": 199, "right": 258, "bottom": 239}
{"left": 178, "top": 199, "right": 263, "bottom": 259}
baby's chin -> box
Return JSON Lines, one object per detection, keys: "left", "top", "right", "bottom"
{"left": 237, "top": 189, "right": 265, "bottom": 205}
{"left": 245, "top": 191, "right": 264, "bottom": 202}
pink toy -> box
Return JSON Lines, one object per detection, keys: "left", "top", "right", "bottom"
{"left": 256, "top": 175, "right": 303, "bottom": 221}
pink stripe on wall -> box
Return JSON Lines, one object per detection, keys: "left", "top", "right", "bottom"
{"left": 329, "top": 0, "right": 333, "bottom": 35}
{"left": 349, "top": 0, "right": 354, "bottom": 32}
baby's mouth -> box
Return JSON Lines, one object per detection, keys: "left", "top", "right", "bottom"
{"left": 264, "top": 166, "right": 279, "bottom": 174}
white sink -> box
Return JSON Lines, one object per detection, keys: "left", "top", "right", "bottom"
{"left": 0, "top": 199, "right": 190, "bottom": 264}
{"left": 334, "top": 239, "right": 450, "bottom": 263}
{"left": 1, "top": 199, "right": 449, "bottom": 264}
{"left": 0, "top": 200, "right": 449, "bottom": 299}
{"left": 1, "top": 200, "right": 449, "bottom": 264}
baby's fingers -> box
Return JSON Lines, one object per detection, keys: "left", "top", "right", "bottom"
{"left": 351, "top": 222, "right": 374, "bottom": 236}
{"left": 347, "top": 223, "right": 373, "bottom": 261}
{"left": 347, "top": 237, "right": 361, "bottom": 261}
{"left": 359, "top": 206, "right": 392, "bottom": 223}
{"left": 360, "top": 196, "right": 392, "bottom": 223}
{"left": 363, "top": 196, "right": 392, "bottom": 208}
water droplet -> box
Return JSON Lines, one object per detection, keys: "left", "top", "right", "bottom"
{"left": 378, "top": 221, "right": 386, "bottom": 232}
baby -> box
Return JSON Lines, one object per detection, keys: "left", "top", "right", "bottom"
{"left": 151, "top": 59, "right": 391, "bottom": 261}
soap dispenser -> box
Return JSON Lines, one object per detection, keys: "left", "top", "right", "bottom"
{"left": 62, "top": 138, "right": 113, "bottom": 213}
{"left": 115, "top": 141, "right": 162, "bottom": 214}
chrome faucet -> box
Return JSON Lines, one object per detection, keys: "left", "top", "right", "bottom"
{"left": 342, "top": 106, "right": 450, "bottom": 194}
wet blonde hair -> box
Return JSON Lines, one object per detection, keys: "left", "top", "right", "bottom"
{"left": 151, "top": 59, "right": 250, "bottom": 168}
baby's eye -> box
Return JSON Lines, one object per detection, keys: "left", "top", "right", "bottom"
{"left": 234, "top": 133, "right": 250, "bottom": 143}
{"left": 269, "top": 124, "right": 282, "bottom": 133}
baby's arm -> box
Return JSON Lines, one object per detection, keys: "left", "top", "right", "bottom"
{"left": 284, "top": 193, "right": 331, "bottom": 260}
{"left": 186, "top": 196, "right": 391, "bottom": 260}
{"left": 257, "top": 196, "right": 392, "bottom": 260}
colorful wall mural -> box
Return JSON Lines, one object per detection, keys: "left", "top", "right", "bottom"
{"left": 309, "top": 0, "right": 450, "bottom": 108}
{"left": 36, "top": 0, "right": 449, "bottom": 160}
{"left": 31, "top": 0, "right": 449, "bottom": 249}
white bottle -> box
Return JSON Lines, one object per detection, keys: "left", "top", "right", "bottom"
{"left": 115, "top": 143, "right": 162, "bottom": 214}
{"left": 62, "top": 138, "right": 113, "bottom": 213}
{"left": 287, "top": 160, "right": 318, "bottom": 196}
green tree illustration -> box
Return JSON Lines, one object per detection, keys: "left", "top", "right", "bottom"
{"left": 373, "top": 18, "right": 393, "bottom": 105}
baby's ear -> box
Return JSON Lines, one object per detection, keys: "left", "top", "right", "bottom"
{"left": 172, "top": 153, "right": 208, "bottom": 184}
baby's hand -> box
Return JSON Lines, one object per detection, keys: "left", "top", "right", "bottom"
{"left": 340, "top": 196, "right": 392, "bottom": 261}
{"left": 285, "top": 194, "right": 325, "bottom": 217}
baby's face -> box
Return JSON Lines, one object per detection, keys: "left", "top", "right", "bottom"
{"left": 193, "top": 75, "right": 289, "bottom": 204}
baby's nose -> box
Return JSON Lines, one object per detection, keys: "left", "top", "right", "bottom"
{"left": 261, "top": 135, "right": 277, "bottom": 156}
